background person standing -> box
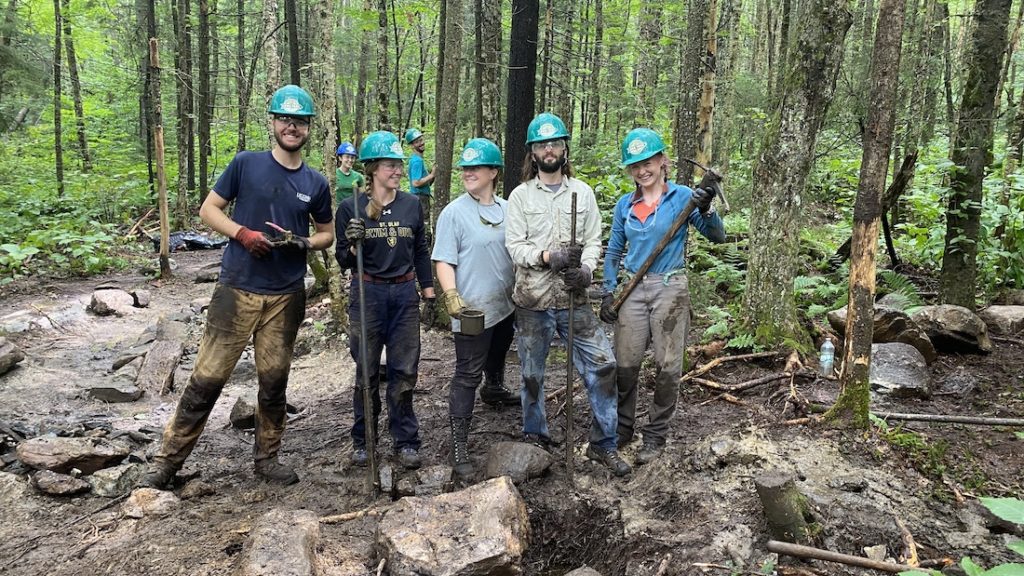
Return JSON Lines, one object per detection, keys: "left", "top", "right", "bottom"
{"left": 405, "top": 128, "right": 435, "bottom": 234}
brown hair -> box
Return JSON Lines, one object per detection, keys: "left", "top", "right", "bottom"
{"left": 362, "top": 160, "right": 386, "bottom": 220}
{"left": 519, "top": 142, "right": 575, "bottom": 183}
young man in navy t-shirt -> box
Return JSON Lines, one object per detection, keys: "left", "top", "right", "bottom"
{"left": 141, "top": 85, "right": 334, "bottom": 489}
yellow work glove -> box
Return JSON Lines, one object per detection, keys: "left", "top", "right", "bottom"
{"left": 442, "top": 288, "right": 467, "bottom": 318}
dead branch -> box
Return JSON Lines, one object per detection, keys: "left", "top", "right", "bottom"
{"left": 783, "top": 416, "right": 820, "bottom": 426}
{"left": 681, "top": 350, "right": 782, "bottom": 382}
{"left": 875, "top": 412, "right": 1024, "bottom": 427}
{"left": 767, "top": 540, "right": 918, "bottom": 573}
{"left": 895, "top": 516, "right": 919, "bottom": 567}
{"left": 693, "top": 372, "right": 801, "bottom": 393}
{"left": 127, "top": 208, "right": 156, "bottom": 238}
{"left": 992, "top": 334, "right": 1024, "bottom": 346}
{"left": 320, "top": 505, "right": 382, "bottom": 524}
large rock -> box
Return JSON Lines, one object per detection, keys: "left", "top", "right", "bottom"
{"left": 0, "top": 337, "right": 25, "bottom": 375}
{"left": 123, "top": 488, "right": 181, "bottom": 518}
{"left": 136, "top": 339, "right": 184, "bottom": 394}
{"left": 564, "top": 568, "right": 603, "bottom": 576}
{"left": 88, "top": 463, "right": 145, "bottom": 497}
{"left": 88, "top": 289, "right": 136, "bottom": 316}
{"left": 826, "top": 306, "right": 936, "bottom": 363}
{"left": 230, "top": 395, "right": 300, "bottom": 429}
{"left": 16, "top": 436, "right": 130, "bottom": 475}
{"left": 485, "top": 442, "right": 554, "bottom": 484}
{"left": 235, "top": 508, "right": 320, "bottom": 576}
{"left": 869, "top": 343, "right": 931, "bottom": 399}
{"left": 911, "top": 305, "right": 993, "bottom": 353}
{"left": 31, "top": 470, "right": 92, "bottom": 496}
{"left": 377, "top": 476, "right": 530, "bottom": 576}
{"left": 978, "top": 306, "right": 1024, "bottom": 335}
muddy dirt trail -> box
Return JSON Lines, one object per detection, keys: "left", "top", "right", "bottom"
{"left": 0, "top": 250, "right": 1021, "bottom": 575}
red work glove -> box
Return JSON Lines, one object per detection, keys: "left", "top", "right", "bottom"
{"left": 236, "top": 226, "right": 272, "bottom": 258}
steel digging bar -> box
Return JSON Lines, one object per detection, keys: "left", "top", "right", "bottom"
{"left": 565, "top": 191, "right": 577, "bottom": 484}
{"left": 353, "top": 187, "right": 379, "bottom": 495}
{"left": 611, "top": 169, "right": 723, "bottom": 312}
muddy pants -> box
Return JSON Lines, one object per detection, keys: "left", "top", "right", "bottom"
{"left": 348, "top": 278, "right": 421, "bottom": 451}
{"left": 615, "top": 273, "right": 690, "bottom": 447}
{"left": 154, "top": 284, "right": 305, "bottom": 470}
{"left": 516, "top": 306, "right": 619, "bottom": 451}
{"left": 449, "top": 312, "right": 515, "bottom": 418}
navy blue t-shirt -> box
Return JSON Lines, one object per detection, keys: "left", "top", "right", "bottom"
{"left": 335, "top": 191, "right": 433, "bottom": 290}
{"left": 214, "top": 150, "right": 332, "bottom": 294}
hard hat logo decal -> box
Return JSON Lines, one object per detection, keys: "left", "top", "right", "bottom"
{"left": 628, "top": 139, "right": 647, "bottom": 155}
{"left": 390, "top": 142, "right": 403, "bottom": 156}
{"left": 281, "top": 97, "right": 302, "bottom": 113}
{"left": 538, "top": 123, "right": 557, "bottom": 138}
{"left": 462, "top": 148, "right": 479, "bottom": 162}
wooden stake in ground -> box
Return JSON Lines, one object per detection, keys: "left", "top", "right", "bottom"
{"left": 149, "top": 38, "right": 172, "bottom": 279}
{"left": 754, "top": 472, "right": 811, "bottom": 543}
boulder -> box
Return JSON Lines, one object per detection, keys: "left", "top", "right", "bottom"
{"left": 90, "top": 384, "right": 144, "bottom": 403}
{"left": 195, "top": 270, "right": 219, "bottom": 283}
{"left": 235, "top": 508, "right": 320, "bottom": 576}
{"left": 88, "top": 289, "right": 136, "bottom": 316}
{"left": 136, "top": 339, "right": 184, "bottom": 394}
{"left": 1001, "top": 289, "right": 1024, "bottom": 305}
{"left": 826, "top": 306, "right": 936, "bottom": 363}
{"left": 16, "top": 436, "right": 130, "bottom": 475}
{"left": 88, "top": 463, "right": 145, "bottom": 497}
{"left": 131, "top": 289, "right": 151, "bottom": 308}
{"left": 31, "top": 470, "right": 91, "bottom": 496}
{"left": 123, "top": 488, "right": 181, "bottom": 518}
{"left": 910, "top": 305, "right": 993, "bottom": 354}
{"left": 869, "top": 343, "right": 931, "bottom": 399}
{"left": 376, "top": 476, "right": 529, "bottom": 576}
{"left": 0, "top": 337, "right": 25, "bottom": 375}
{"left": 564, "top": 568, "right": 603, "bottom": 576}
{"left": 977, "top": 306, "right": 1024, "bottom": 335}
{"left": 229, "top": 396, "right": 300, "bottom": 429}
{"left": 485, "top": 442, "right": 554, "bottom": 484}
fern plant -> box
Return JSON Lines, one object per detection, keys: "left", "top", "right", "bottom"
{"left": 877, "top": 269, "right": 926, "bottom": 312}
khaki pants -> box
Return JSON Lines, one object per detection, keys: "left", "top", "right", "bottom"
{"left": 614, "top": 274, "right": 690, "bottom": 446}
{"left": 154, "top": 284, "right": 305, "bottom": 469}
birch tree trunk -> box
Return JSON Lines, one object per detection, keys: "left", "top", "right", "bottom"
{"left": 354, "top": 0, "right": 370, "bottom": 142}
{"left": 938, "top": 0, "right": 1012, "bottom": 309}
{"left": 61, "top": 0, "right": 90, "bottom": 172}
{"left": 695, "top": 0, "right": 718, "bottom": 174}
{"left": 826, "top": 0, "right": 905, "bottom": 429}
{"left": 149, "top": 39, "right": 172, "bottom": 279}
{"left": 743, "top": 0, "right": 853, "bottom": 346}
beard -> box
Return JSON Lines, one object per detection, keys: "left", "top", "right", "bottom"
{"left": 535, "top": 154, "right": 566, "bottom": 174}
{"left": 274, "top": 129, "right": 309, "bottom": 152}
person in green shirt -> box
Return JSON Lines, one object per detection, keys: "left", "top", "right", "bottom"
{"left": 335, "top": 141, "right": 365, "bottom": 204}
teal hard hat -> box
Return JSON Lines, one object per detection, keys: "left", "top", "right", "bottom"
{"left": 458, "top": 138, "right": 503, "bottom": 168}
{"left": 267, "top": 84, "right": 316, "bottom": 117}
{"left": 621, "top": 128, "right": 666, "bottom": 166}
{"left": 526, "top": 112, "right": 569, "bottom": 145}
{"left": 359, "top": 131, "right": 407, "bottom": 162}
{"left": 404, "top": 128, "right": 424, "bottom": 144}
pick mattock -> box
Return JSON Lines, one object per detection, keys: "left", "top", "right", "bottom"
{"left": 352, "top": 187, "right": 380, "bottom": 495}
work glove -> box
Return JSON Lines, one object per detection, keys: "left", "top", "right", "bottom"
{"left": 692, "top": 182, "right": 720, "bottom": 216}
{"left": 420, "top": 297, "right": 437, "bottom": 327}
{"left": 236, "top": 226, "right": 272, "bottom": 258}
{"left": 548, "top": 245, "right": 583, "bottom": 273}
{"left": 599, "top": 292, "right": 618, "bottom": 323}
{"left": 345, "top": 218, "right": 366, "bottom": 243}
{"left": 269, "top": 234, "right": 310, "bottom": 252}
{"left": 441, "top": 288, "right": 467, "bottom": 319}
{"left": 562, "top": 264, "right": 592, "bottom": 293}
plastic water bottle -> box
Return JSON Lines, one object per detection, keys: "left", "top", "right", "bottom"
{"left": 819, "top": 338, "right": 835, "bottom": 378}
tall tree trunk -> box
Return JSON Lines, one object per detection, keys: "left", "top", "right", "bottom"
{"left": 635, "top": 0, "right": 663, "bottom": 121}
{"left": 473, "top": 0, "right": 483, "bottom": 135}
{"left": 0, "top": 0, "right": 17, "bottom": 110}
{"left": 53, "top": 0, "right": 64, "bottom": 198}
{"left": 918, "top": 0, "right": 944, "bottom": 148}
{"left": 353, "top": 0, "right": 369, "bottom": 142}
{"left": 827, "top": 0, "right": 905, "bottom": 429}
{"left": 389, "top": 0, "right": 404, "bottom": 129}
{"left": 137, "top": 0, "right": 154, "bottom": 196}
{"left": 581, "top": 0, "right": 603, "bottom": 147}
{"left": 174, "top": 0, "right": 195, "bottom": 219}
{"left": 774, "top": 0, "right": 792, "bottom": 103}
{"left": 61, "top": 0, "right": 91, "bottom": 172}
{"left": 539, "top": 0, "right": 553, "bottom": 112}
{"left": 375, "top": 0, "right": 390, "bottom": 130}
{"left": 744, "top": 0, "right": 853, "bottom": 346}
{"left": 480, "top": 0, "right": 502, "bottom": 143}
{"left": 503, "top": 0, "right": 539, "bottom": 198}
{"left": 236, "top": 0, "right": 247, "bottom": 151}
{"left": 198, "top": 0, "right": 211, "bottom": 192}
{"left": 150, "top": 39, "right": 172, "bottom": 278}
{"left": 285, "top": 0, "right": 300, "bottom": 83}
{"left": 434, "top": 0, "right": 462, "bottom": 213}
{"left": 263, "top": 0, "right": 280, "bottom": 147}
{"left": 675, "top": 0, "right": 707, "bottom": 185}
{"left": 938, "top": 0, "right": 1012, "bottom": 309}
{"left": 942, "top": 5, "right": 955, "bottom": 143}
{"left": 714, "top": 0, "right": 741, "bottom": 169}
{"left": 695, "top": 0, "right": 718, "bottom": 174}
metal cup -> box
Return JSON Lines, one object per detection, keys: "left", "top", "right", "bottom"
{"left": 460, "top": 309, "right": 485, "bottom": 336}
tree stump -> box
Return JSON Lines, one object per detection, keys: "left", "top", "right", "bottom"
{"left": 755, "top": 472, "right": 811, "bottom": 543}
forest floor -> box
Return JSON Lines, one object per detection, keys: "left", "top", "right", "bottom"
{"left": 0, "top": 248, "right": 1021, "bottom": 576}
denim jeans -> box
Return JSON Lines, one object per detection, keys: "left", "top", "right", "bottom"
{"left": 348, "top": 278, "right": 421, "bottom": 451}
{"left": 449, "top": 312, "right": 515, "bottom": 418}
{"left": 515, "top": 306, "right": 618, "bottom": 450}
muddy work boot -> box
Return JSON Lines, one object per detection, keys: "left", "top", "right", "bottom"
{"left": 450, "top": 416, "right": 474, "bottom": 481}
{"left": 138, "top": 461, "right": 178, "bottom": 490}
{"left": 254, "top": 458, "right": 299, "bottom": 485}
{"left": 397, "top": 447, "right": 422, "bottom": 470}
{"left": 634, "top": 441, "right": 664, "bottom": 466}
{"left": 480, "top": 371, "right": 518, "bottom": 407}
{"left": 586, "top": 444, "right": 632, "bottom": 477}
{"left": 351, "top": 447, "right": 369, "bottom": 467}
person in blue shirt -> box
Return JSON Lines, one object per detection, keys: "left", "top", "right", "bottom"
{"left": 139, "top": 85, "right": 335, "bottom": 489}
{"left": 599, "top": 128, "right": 725, "bottom": 466}
{"left": 405, "top": 128, "right": 435, "bottom": 234}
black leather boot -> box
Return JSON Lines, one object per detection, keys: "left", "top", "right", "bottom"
{"left": 480, "top": 370, "right": 518, "bottom": 406}
{"left": 450, "top": 416, "right": 474, "bottom": 481}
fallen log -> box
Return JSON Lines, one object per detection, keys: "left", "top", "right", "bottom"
{"left": 681, "top": 350, "right": 782, "bottom": 382}
{"left": 767, "top": 540, "right": 918, "bottom": 573}
{"left": 806, "top": 404, "right": 1024, "bottom": 427}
